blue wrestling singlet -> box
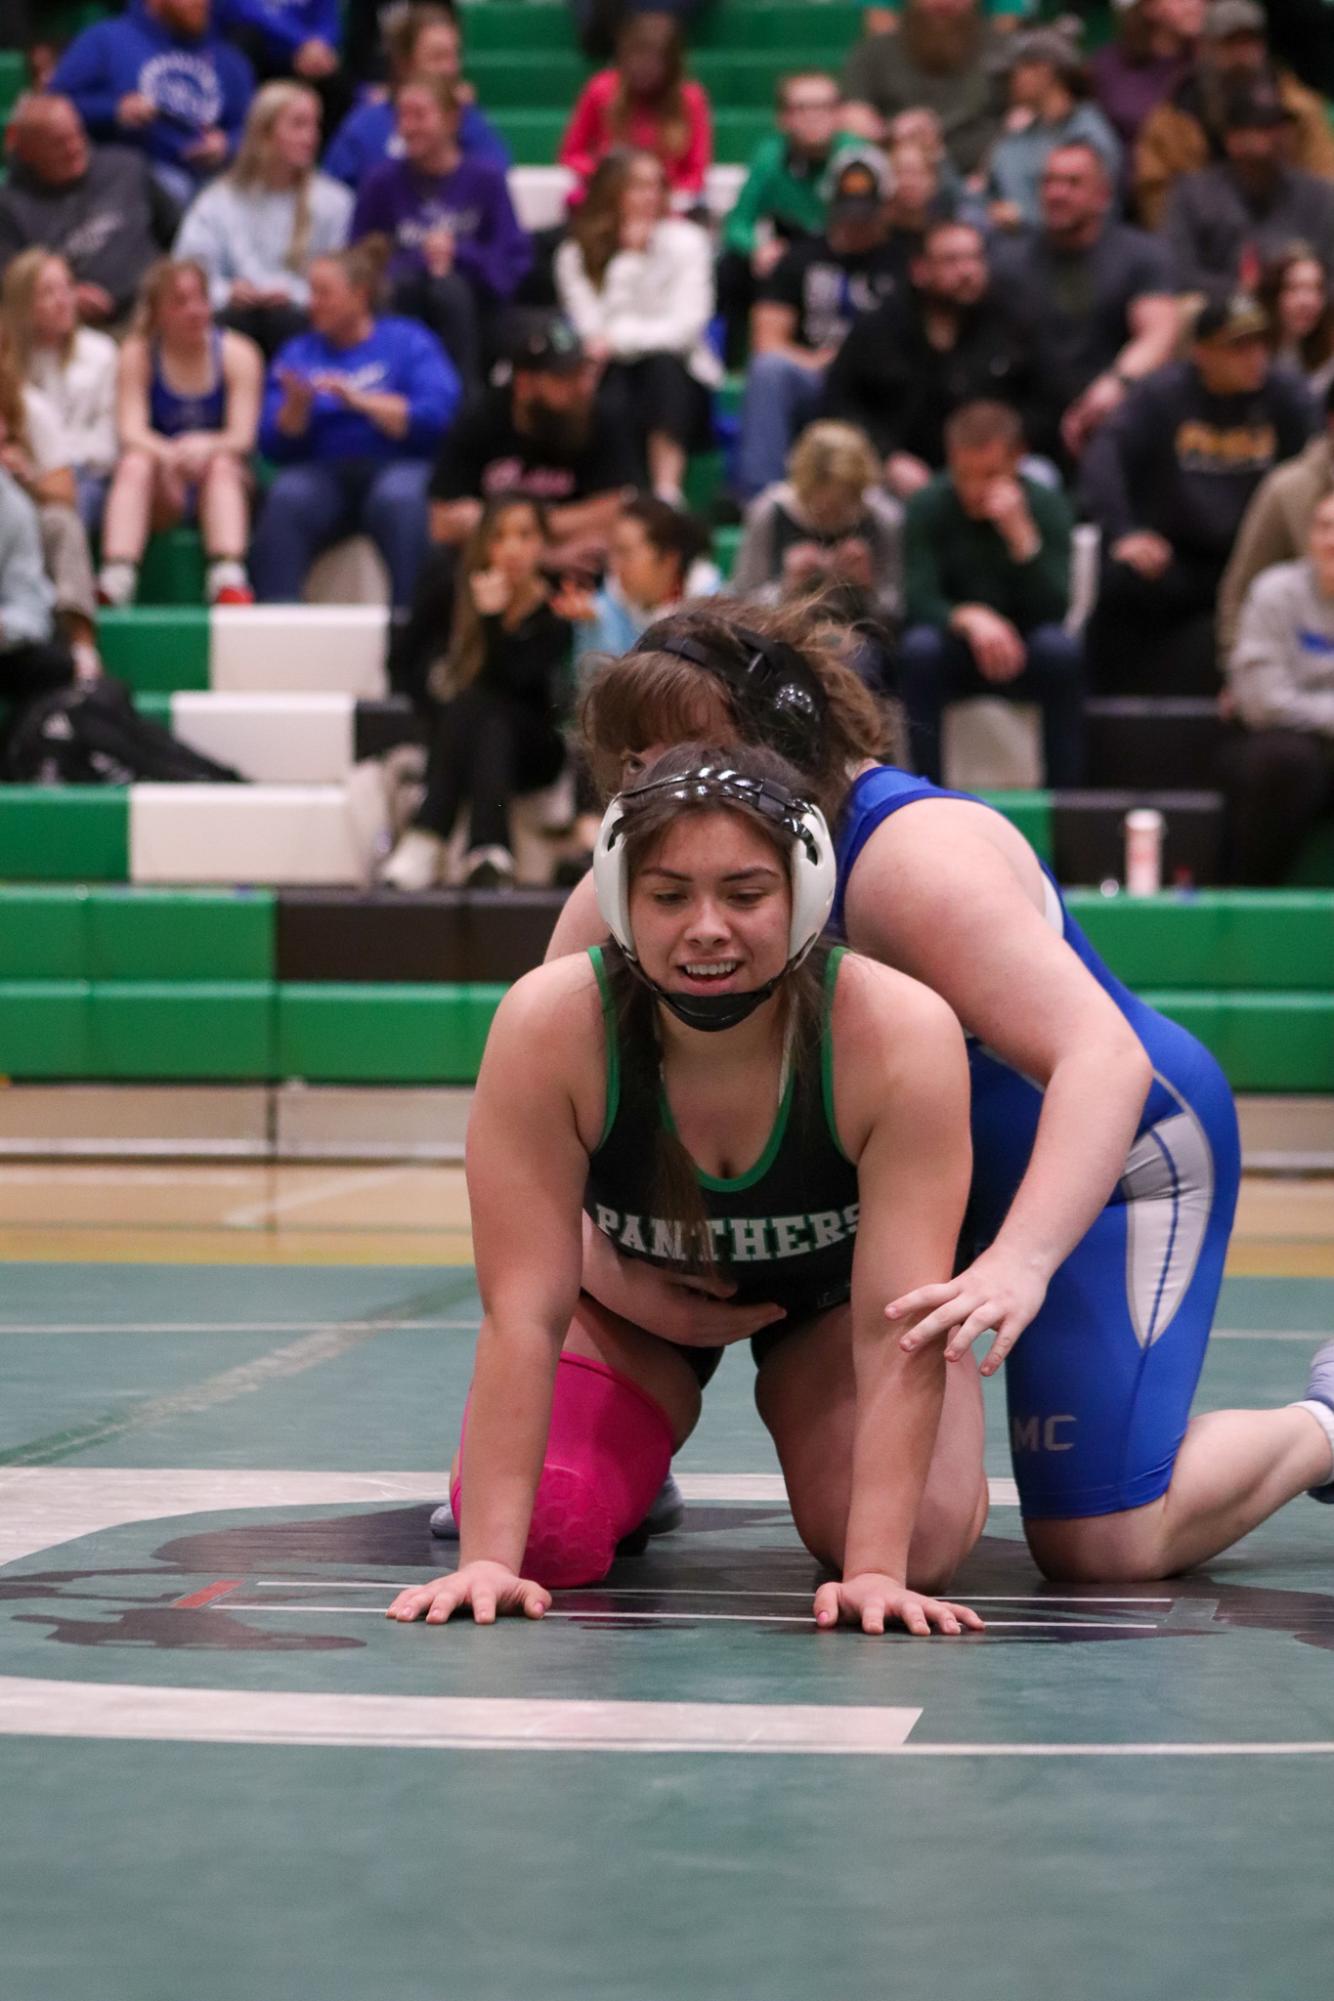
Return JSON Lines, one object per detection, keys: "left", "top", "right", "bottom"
{"left": 833, "top": 765, "right": 1242, "bottom": 1521}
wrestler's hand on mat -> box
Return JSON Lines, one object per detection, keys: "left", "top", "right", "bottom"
{"left": 386, "top": 1562, "right": 551, "bottom": 1626}
{"left": 885, "top": 1246, "right": 1050, "bottom": 1376}
{"left": 813, "top": 1575, "right": 984, "bottom": 1637}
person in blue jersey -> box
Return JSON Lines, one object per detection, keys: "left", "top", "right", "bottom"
{"left": 98, "top": 257, "right": 263, "bottom": 608}
{"left": 252, "top": 240, "right": 460, "bottom": 608}
{"left": 390, "top": 740, "right": 988, "bottom": 1634}
{"left": 323, "top": 2, "right": 510, "bottom": 193}
{"left": 549, "top": 601, "right": 1334, "bottom": 1581}
{"left": 51, "top": 0, "right": 255, "bottom": 206}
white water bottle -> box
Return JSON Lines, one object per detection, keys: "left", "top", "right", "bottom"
{"left": 1124, "top": 808, "right": 1164, "bottom": 896}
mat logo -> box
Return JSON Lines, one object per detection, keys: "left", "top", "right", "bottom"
{"left": 590, "top": 1202, "right": 859, "bottom": 1264}
{"left": 1011, "top": 1413, "right": 1076, "bottom": 1453}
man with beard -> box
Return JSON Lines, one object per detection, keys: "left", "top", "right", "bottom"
{"left": 839, "top": 0, "right": 1003, "bottom": 176}
{"left": 386, "top": 312, "right": 639, "bottom": 709}
{"left": 821, "top": 218, "right": 1032, "bottom": 501}
{"left": 991, "top": 141, "right": 1177, "bottom": 465}
{"left": 1163, "top": 85, "right": 1334, "bottom": 297}
{"left": 1135, "top": 0, "right": 1334, "bottom": 231}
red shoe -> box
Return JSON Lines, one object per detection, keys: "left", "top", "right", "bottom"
{"left": 212, "top": 583, "right": 255, "bottom": 606}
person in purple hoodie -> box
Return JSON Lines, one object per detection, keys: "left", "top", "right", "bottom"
{"left": 352, "top": 74, "right": 531, "bottom": 390}
{"left": 216, "top": 1, "right": 353, "bottom": 130}
{"left": 50, "top": 0, "right": 254, "bottom": 206}
{"left": 253, "top": 239, "right": 460, "bottom": 607}
{"left": 323, "top": 3, "right": 510, "bottom": 192}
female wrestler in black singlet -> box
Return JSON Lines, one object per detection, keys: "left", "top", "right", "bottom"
{"left": 389, "top": 744, "right": 989, "bottom": 1636}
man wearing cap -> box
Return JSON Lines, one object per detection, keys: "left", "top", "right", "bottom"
{"left": 1162, "top": 82, "right": 1334, "bottom": 295}
{"left": 1135, "top": 0, "right": 1334, "bottom": 232}
{"left": 735, "top": 151, "right": 901, "bottom": 499}
{"left": 985, "top": 25, "right": 1121, "bottom": 231}
{"left": 386, "top": 311, "right": 640, "bottom": 708}
{"left": 1080, "top": 290, "right": 1316, "bottom": 693}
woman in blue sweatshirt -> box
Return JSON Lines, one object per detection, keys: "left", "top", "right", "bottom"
{"left": 51, "top": 0, "right": 254, "bottom": 204}
{"left": 253, "top": 239, "right": 460, "bottom": 609}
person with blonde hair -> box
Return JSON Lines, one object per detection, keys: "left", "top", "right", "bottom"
{"left": 0, "top": 249, "right": 117, "bottom": 537}
{"left": 0, "top": 332, "right": 102, "bottom": 678}
{"left": 97, "top": 258, "right": 263, "bottom": 607}
{"left": 173, "top": 81, "right": 353, "bottom": 357}
{"left": 732, "top": 420, "right": 902, "bottom": 684}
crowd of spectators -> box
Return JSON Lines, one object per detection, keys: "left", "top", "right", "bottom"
{"left": 0, "top": 0, "right": 1332, "bottom": 885}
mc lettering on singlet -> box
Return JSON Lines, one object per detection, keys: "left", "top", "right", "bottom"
{"left": 592, "top": 1203, "right": 860, "bottom": 1263}
{"left": 1011, "top": 1414, "right": 1076, "bottom": 1453}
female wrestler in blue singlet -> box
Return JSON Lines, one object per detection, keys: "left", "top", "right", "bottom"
{"left": 553, "top": 601, "right": 1334, "bottom": 1582}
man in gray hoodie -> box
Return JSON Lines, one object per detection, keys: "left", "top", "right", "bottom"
{"left": 0, "top": 95, "right": 177, "bottom": 326}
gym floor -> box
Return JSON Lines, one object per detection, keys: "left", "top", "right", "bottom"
{"left": 1, "top": 1165, "right": 1332, "bottom": 2001}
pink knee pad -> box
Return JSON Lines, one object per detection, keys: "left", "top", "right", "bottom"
{"left": 451, "top": 1352, "right": 675, "bottom": 1589}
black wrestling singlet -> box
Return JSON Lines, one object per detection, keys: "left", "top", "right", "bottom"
{"left": 583, "top": 944, "right": 860, "bottom": 1321}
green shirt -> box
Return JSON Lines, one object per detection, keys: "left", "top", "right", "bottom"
{"left": 721, "top": 132, "right": 861, "bottom": 258}
{"left": 904, "top": 472, "right": 1072, "bottom": 633}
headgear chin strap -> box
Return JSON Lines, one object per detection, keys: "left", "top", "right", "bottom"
{"left": 592, "top": 763, "right": 836, "bottom": 1032}
{"left": 632, "top": 622, "right": 827, "bottom": 771}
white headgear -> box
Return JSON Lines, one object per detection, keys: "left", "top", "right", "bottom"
{"left": 592, "top": 763, "right": 836, "bottom": 1029}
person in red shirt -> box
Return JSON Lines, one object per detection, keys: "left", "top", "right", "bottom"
{"left": 559, "top": 11, "right": 712, "bottom": 208}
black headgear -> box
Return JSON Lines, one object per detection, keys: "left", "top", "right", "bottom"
{"left": 631, "top": 622, "right": 827, "bottom": 771}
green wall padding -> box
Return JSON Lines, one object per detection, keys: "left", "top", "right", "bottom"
{"left": 277, "top": 984, "right": 505, "bottom": 1083}
{"left": 89, "top": 983, "right": 275, "bottom": 1080}
{"left": 0, "top": 888, "right": 87, "bottom": 979}
{"left": 0, "top": 982, "right": 91, "bottom": 1078}
{"left": 0, "top": 790, "right": 129, "bottom": 882}
{"left": 1067, "top": 891, "right": 1334, "bottom": 993}
{"left": 98, "top": 608, "right": 210, "bottom": 693}
{"left": 88, "top": 890, "right": 275, "bottom": 982}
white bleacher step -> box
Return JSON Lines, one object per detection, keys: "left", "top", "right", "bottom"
{"left": 129, "top": 782, "right": 385, "bottom": 886}
{"left": 168, "top": 694, "right": 356, "bottom": 785}
{"left": 508, "top": 164, "right": 744, "bottom": 233}
{"left": 210, "top": 605, "right": 388, "bottom": 697}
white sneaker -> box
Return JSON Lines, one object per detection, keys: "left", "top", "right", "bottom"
{"left": 378, "top": 828, "right": 447, "bottom": 891}
{"left": 464, "top": 845, "right": 515, "bottom": 889}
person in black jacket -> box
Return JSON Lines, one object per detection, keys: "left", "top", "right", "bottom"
{"left": 381, "top": 493, "right": 574, "bottom": 890}
{"left": 821, "top": 218, "right": 1033, "bottom": 502}
{"left": 1080, "top": 290, "right": 1316, "bottom": 694}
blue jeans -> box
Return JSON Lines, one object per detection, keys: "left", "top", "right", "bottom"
{"left": 75, "top": 471, "right": 109, "bottom": 541}
{"left": 897, "top": 622, "right": 1086, "bottom": 787}
{"left": 735, "top": 351, "right": 826, "bottom": 500}
{"left": 251, "top": 459, "right": 433, "bottom": 611}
